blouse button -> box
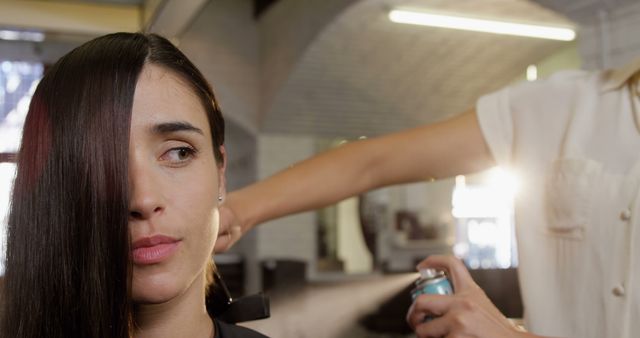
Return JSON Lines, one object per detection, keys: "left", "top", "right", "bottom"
{"left": 612, "top": 285, "right": 625, "bottom": 297}
{"left": 620, "top": 209, "right": 632, "bottom": 221}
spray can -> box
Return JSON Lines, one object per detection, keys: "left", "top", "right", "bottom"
{"left": 410, "top": 268, "right": 453, "bottom": 301}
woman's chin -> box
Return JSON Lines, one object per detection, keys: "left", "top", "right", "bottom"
{"left": 133, "top": 290, "right": 177, "bottom": 305}
{"left": 132, "top": 276, "right": 181, "bottom": 305}
{"left": 133, "top": 288, "right": 178, "bottom": 305}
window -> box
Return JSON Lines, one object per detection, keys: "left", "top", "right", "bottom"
{"left": 0, "top": 60, "right": 43, "bottom": 275}
{"left": 452, "top": 167, "right": 519, "bottom": 269}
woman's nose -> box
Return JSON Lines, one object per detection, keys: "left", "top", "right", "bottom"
{"left": 128, "top": 160, "right": 165, "bottom": 221}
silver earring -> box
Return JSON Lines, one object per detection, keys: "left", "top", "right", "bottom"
{"left": 218, "top": 196, "right": 223, "bottom": 202}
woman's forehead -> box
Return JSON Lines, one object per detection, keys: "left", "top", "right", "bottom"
{"left": 131, "top": 64, "right": 210, "bottom": 133}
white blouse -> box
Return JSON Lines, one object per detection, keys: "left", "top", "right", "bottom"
{"left": 476, "top": 57, "right": 640, "bottom": 338}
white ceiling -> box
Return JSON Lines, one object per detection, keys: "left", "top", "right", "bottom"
{"left": 262, "top": 0, "right": 577, "bottom": 137}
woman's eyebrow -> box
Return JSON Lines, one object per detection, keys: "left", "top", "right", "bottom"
{"left": 151, "top": 121, "right": 204, "bottom": 136}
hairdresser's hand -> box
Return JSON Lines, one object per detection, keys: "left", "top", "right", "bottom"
{"left": 215, "top": 203, "right": 244, "bottom": 252}
{"left": 407, "top": 255, "right": 531, "bottom": 338}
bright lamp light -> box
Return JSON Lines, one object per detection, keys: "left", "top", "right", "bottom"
{"left": 389, "top": 9, "right": 575, "bottom": 41}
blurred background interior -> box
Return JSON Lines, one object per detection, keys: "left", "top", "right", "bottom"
{"left": 0, "top": 0, "right": 639, "bottom": 337}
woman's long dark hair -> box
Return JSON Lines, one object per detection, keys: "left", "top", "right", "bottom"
{"left": 1, "top": 33, "right": 224, "bottom": 338}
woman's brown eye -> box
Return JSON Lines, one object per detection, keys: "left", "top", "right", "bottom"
{"left": 164, "top": 146, "right": 196, "bottom": 164}
{"left": 177, "top": 148, "right": 190, "bottom": 160}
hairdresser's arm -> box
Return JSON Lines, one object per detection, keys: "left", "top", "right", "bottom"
{"left": 216, "top": 109, "right": 494, "bottom": 251}
{"left": 407, "top": 255, "right": 558, "bottom": 338}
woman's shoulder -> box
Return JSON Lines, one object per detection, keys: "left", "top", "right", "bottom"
{"left": 215, "top": 319, "right": 269, "bottom": 338}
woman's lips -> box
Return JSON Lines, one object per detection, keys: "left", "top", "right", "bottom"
{"left": 131, "top": 235, "right": 181, "bottom": 265}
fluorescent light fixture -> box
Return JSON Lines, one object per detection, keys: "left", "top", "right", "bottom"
{"left": 389, "top": 9, "right": 575, "bottom": 41}
{"left": 0, "top": 30, "right": 45, "bottom": 42}
{"left": 526, "top": 64, "right": 538, "bottom": 81}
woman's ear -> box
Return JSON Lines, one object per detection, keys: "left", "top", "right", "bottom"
{"left": 218, "top": 145, "right": 227, "bottom": 201}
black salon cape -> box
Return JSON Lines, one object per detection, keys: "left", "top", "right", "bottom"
{"left": 214, "top": 319, "right": 268, "bottom": 338}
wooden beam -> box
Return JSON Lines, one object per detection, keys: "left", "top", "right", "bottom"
{"left": 0, "top": 1, "right": 140, "bottom": 36}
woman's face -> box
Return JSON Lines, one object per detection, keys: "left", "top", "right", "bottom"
{"left": 128, "top": 64, "right": 225, "bottom": 304}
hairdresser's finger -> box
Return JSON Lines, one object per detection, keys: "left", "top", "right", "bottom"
{"left": 215, "top": 205, "right": 237, "bottom": 252}
{"left": 229, "top": 223, "right": 242, "bottom": 241}
{"left": 214, "top": 233, "right": 229, "bottom": 253}
{"left": 407, "top": 294, "right": 452, "bottom": 329}
{"left": 413, "top": 315, "right": 451, "bottom": 338}
{"left": 214, "top": 225, "right": 239, "bottom": 252}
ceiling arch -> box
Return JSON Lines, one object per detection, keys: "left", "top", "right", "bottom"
{"left": 261, "top": 0, "right": 575, "bottom": 137}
